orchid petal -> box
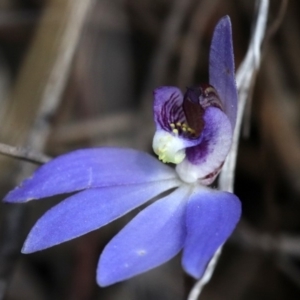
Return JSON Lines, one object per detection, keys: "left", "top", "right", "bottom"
{"left": 182, "top": 187, "right": 241, "bottom": 279}
{"left": 4, "top": 148, "right": 177, "bottom": 203}
{"left": 22, "top": 180, "right": 180, "bottom": 253}
{"left": 176, "top": 107, "right": 232, "bottom": 184}
{"left": 153, "top": 86, "right": 184, "bottom": 131}
{"left": 209, "top": 16, "right": 238, "bottom": 129}
{"left": 152, "top": 87, "right": 203, "bottom": 164}
{"left": 97, "top": 185, "right": 190, "bottom": 287}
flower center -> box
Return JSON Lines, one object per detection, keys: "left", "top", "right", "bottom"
{"left": 169, "top": 122, "right": 196, "bottom": 136}
{"left": 152, "top": 131, "right": 186, "bottom": 164}
{"left": 153, "top": 84, "right": 224, "bottom": 165}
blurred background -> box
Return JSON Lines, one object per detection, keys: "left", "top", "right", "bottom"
{"left": 0, "top": 0, "right": 298, "bottom": 299}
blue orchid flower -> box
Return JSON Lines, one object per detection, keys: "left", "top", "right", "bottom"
{"left": 3, "top": 16, "right": 241, "bottom": 287}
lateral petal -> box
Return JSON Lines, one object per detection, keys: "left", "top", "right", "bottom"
{"left": 182, "top": 187, "right": 241, "bottom": 279}
{"left": 97, "top": 185, "right": 190, "bottom": 287}
{"left": 4, "top": 148, "right": 177, "bottom": 202}
{"left": 22, "top": 179, "right": 180, "bottom": 253}
{"left": 176, "top": 107, "right": 232, "bottom": 184}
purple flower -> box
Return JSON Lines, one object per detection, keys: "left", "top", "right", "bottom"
{"left": 3, "top": 16, "right": 241, "bottom": 287}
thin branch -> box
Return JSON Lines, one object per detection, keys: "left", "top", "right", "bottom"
{"left": 0, "top": 143, "right": 50, "bottom": 164}
{"left": 265, "top": 0, "right": 288, "bottom": 43}
{"left": 188, "top": 1, "right": 270, "bottom": 299}
{"left": 242, "top": 0, "right": 288, "bottom": 137}
{"left": 187, "top": 246, "right": 222, "bottom": 300}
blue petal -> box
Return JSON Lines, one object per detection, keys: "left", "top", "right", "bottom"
{"left": 97, "top": 185, "right": 190, "bottom": 287}
{"left": 182, "top": 187, "right": 241, "bottom": 279}
{"left": 209, "top": 16, "right": 238, "bottom": 129}
{"left": 4, "top": 148, "right": 177, "bottom": 203}
{"left": 22, "top": 180, "right": 180, "bottom": 253}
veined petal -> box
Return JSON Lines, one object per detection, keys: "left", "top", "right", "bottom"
{"left": 176, "top": 107, "right": 232, "bottom": 184}
{"left": 153, "top": 86, "right": 184, "bottom": 131}
{"left": 4, "top": 148, "right": 177, "bottom": 203}
{"left": 182, "top": 187, "right": 241, "bottom": 279}
{"left": 22, "top": 180, "right": 180, "bottom": 253}
{"left": 209, "top": 16, "right": 238, "bottom": 129}
{"left": 97, "top": 185, "right": 190, "bottom": 287}
{"left": 152, "top": 87, "right": 203, "bottom": 164}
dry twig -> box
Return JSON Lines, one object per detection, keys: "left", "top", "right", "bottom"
{"left": 0, "top": 143, "right": 50, "bottom": 164}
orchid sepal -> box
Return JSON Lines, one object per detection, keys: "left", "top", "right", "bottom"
{"left": 4, "top": 148, "right": 177, "bottom": 203}
{"left": 209, "top": 16, "right": 238, "bottom": 129}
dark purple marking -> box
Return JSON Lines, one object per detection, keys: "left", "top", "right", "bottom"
{"left": 182, "top": 84, "right": 223, "bottom": 138}
{"left": 185, "top": 106, "right": 217, "bottom": 164}
{"left": 183, "top": 92, "right": 205, "bottom": 138}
